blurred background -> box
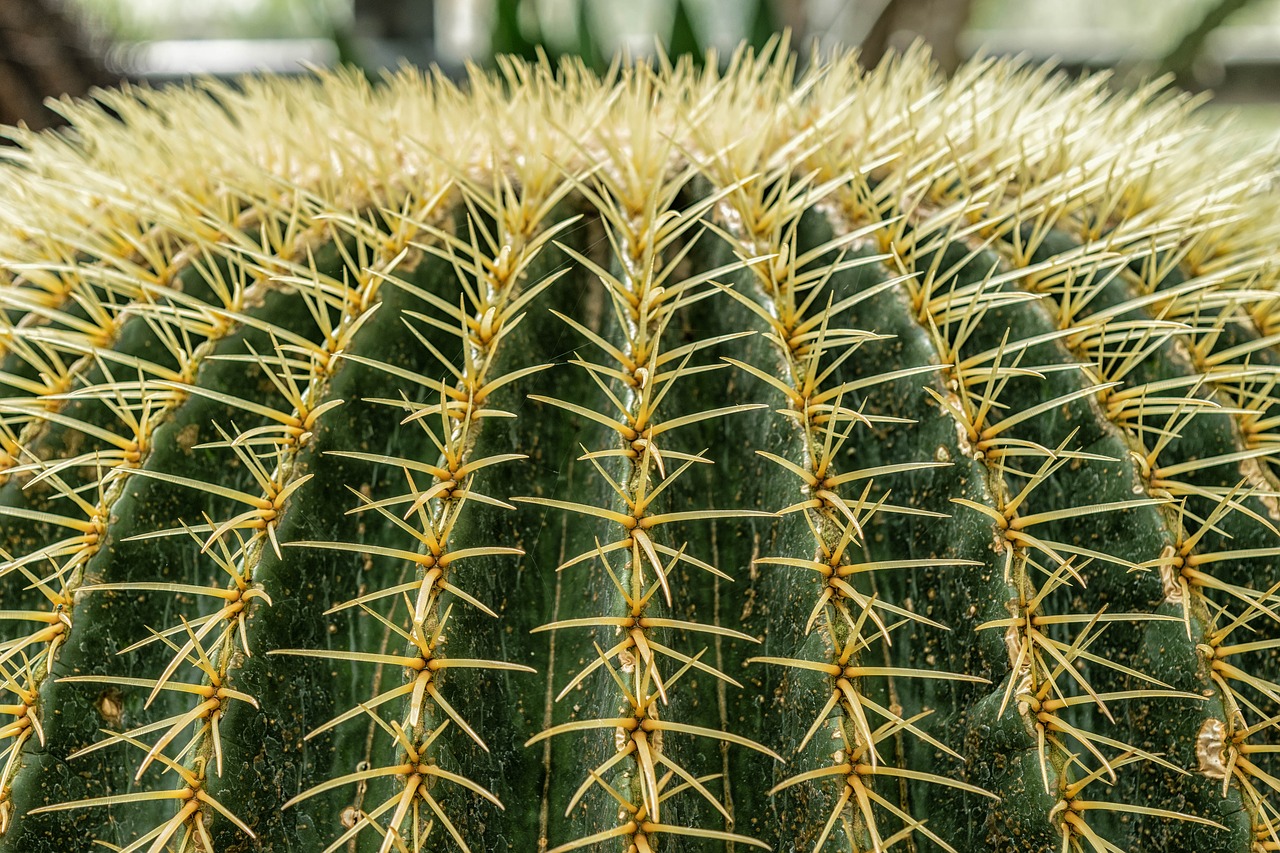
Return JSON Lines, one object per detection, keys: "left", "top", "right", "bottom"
{"left": 3, "top": 0, "right": 1280, "bottom": 140}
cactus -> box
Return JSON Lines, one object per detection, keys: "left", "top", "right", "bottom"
{"left": 0, "top": 42, "right": 1278, "bottom": 853}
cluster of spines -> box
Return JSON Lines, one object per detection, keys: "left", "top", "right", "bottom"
{"left": 714, "top": 172, "right": 1001, "bottom": 851}
{"left": 0, "top": 61, "right": 581, "bottom": 848}
{"left": 266, "top": 59, "right": 641, "bottom": 849}
{"left": 822, "top": 51, "right": 1276, "bottom": 851}
{"left": 8, "top": 190, "right": 390, "bottom": 848}
{"left": 961, "top": 78, "right": 1280, "bottom": 848}
{"left": 0, "top": 66, "right": 466, "bottom": 844}
{"left": 0, "top": 181, "right": 296, "bottom": 837}
{"left": 681, "top": 74, "right": 992, "bottom": 841}
{"left": 273, "top": 167, "right": 586, "bottom": 851}
{"left": 516, "top": 82, "right": 783, "bottom": 852}
{"left": 1102, "top": 227, "right": 1280, "bottom": 850}
{"left": 680, "top": 42, "right": 1280, "bottom": 850}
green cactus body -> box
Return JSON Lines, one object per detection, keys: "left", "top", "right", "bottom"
{"left": 0, "top": 44, "right": 1277, "bottom": 853}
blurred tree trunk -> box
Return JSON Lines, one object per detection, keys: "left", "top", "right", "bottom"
{"left": 0, "top": 0, "right": 113, "bottom": 131}
{"left": 1158, "top": 0, "right": 1260, "bottom": 87}
{"left": 860, "top": 0, "right": 975, "bottom": 73}
{"left": 771, "top": 0, "right": 809, "bottom": 46}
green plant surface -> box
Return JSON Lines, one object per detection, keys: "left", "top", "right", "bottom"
{"left": 0, "top": 43, "right": 1278, "bottom": 853}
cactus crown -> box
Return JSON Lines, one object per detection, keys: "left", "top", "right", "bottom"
{"left": 1, "top": 40, "right": 1279, "bottom": 853}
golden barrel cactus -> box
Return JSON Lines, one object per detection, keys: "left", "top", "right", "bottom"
{"left": 0, "top": 42, "right": 1277, "bottom": 853}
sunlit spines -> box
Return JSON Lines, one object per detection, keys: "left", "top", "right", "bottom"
{"left": 990, "top": 136, "right": 1280, "bottom": 846}
{"left": 783, "top": 39, "right": 1279, "bottom": 848}
{"left": 697, "top": 129, "right": 1006, "bottom": 848}
{"left": 0, "top": 653, "right": 42, "bottom": 835}
{"left": 80, "top": 205, "right": 445, "bottom": 844}
{"left": 0, "top": 143, "right": 307, "bottom": 471}
{"left": 774, "top": 96, "right": 1236, "bottom": 846}
{"left": 942, "top": 260, "right": 1256, "bottom": 850}
{"left": 273, "top": 158, "right": 585, "bottom": 850}
{"left": 516, "top": 131, "right": 782, "bottom": 847}
{"left": 27, "top": 725, "right": 256, "bottom": 853}
{"left": 0, "top": 179, "right": 438, "bottom": 843}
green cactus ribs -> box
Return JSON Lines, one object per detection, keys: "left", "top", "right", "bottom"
{"left": 0, "top": 41, "right": 1278, "bottom": 853}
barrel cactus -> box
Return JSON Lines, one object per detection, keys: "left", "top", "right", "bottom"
{"left": 0, "top": 41, "right": 1277, "bottom": 853}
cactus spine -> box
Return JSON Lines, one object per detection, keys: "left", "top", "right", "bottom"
{"left": 0, "top": 43, "right": 1278, "bottom": 852}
